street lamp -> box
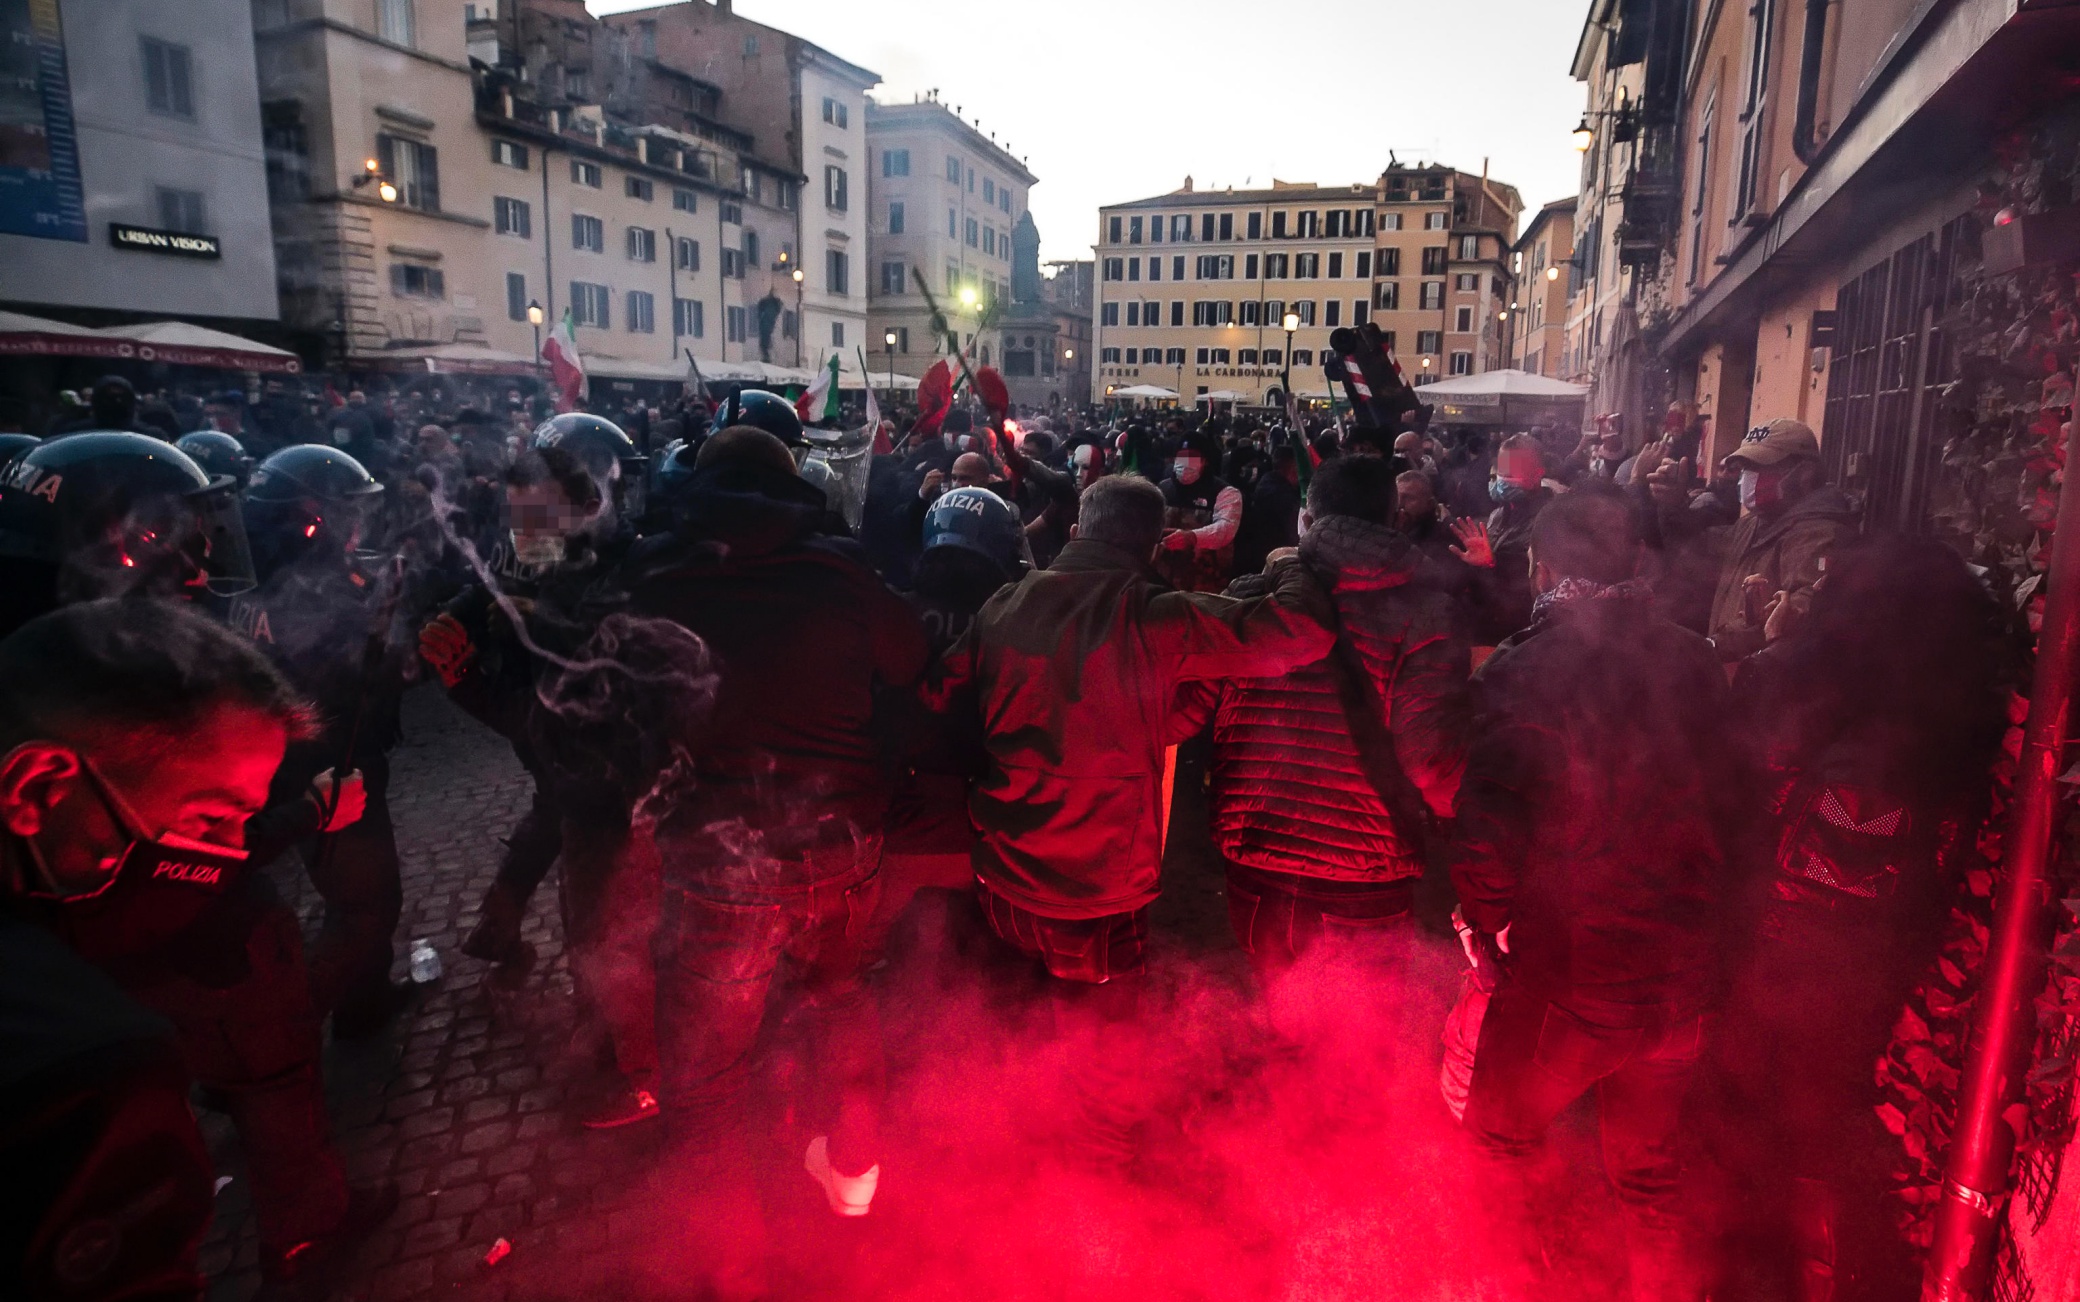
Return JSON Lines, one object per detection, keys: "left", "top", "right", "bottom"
{"left": 1571, "top": 116, "right": 1595, "bottom": 152}
{"left": 790, "top": 267, "right": 805, "bottom": 367}
{"left": 1547, "top": 265, "right": 1561, "bottom": 282}
{"left": 883, "top": 328, "right": 897, "bottom": 410}
{"left": 958, "top": 285, "right": 977, "bottom": 310}
{"left": 1280, "top": 310, "right": 1299, "bottom": 407}
{"left": 526, "top": 299, "right": 545, "bottom": 386}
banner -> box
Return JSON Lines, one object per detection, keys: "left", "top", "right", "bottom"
{"left": 0, "top": 0, "right": 87, "bottom": 242}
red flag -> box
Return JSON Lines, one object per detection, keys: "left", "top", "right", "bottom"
{"left": 914, "top": 359, "right": 954, "bottom": 436}
{"left": 974, "top": 365, "right": 1011, "bottom": 431}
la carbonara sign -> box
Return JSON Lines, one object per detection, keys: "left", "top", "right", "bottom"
{"left": 109, "top": 223, "right": 221, "bottom": 260}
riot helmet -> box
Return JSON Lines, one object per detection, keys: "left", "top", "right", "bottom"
{"left": 0, "top": 432, "right": 40, "bottom": 470}
{"left": 176, "top": 430, "right": 254, "bottom": 490}
{"left": 244, "top": 444, "right": 384, "bottom": 577}
{"left": 533, "top": 412, "right": 648, "bottom": 526}
{"left": 922, "top": 486, "right": 1023, "bottom": 580}
{"left": 0, "top": 431, "right": 254, "bottom": 631}
{"left": 712, "top": 389, "right": 804, "bottom": 447}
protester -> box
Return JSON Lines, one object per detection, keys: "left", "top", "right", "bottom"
{"left": 931, "top": 474, "right": 1334, "bottom": 1164}
{"left": 1705, "top": 418, "right": 1860, "bottom": 662}
{"left": 1704, "top": 534, "right": 2006, "bottom": 1301}
{"left": 1182, "top": 456, "right": 1467, "bottom": 1041}
{"left": 1450, "top": 489, "right": 1738, "bottom": 1302}
{"left": 627, "top": 425, "right": 927, "bottom": 1290}
{"left": 1458, "top": 432, "right": 1555, "bottom": 644}
{"left": 1155, "top": 432, "right": 1244, "bottom": 592}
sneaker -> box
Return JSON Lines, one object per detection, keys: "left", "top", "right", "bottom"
{"left": 580, "top": 1075, "right": 661, "bottom": 1130}
{"left": 803, "top": 1135, "right": 879, "bottom": 1217}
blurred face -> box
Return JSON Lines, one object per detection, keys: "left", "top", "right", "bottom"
{"left": 1394, "top": 433, "right": 1425, "bottom": 460}
{"left": 1496, "top": 444, "right": 1544, "bottom": 489}
{"left": 0, "top": 705, "right": 287, "bottom": 897}
{"left": 508, "top": 478, "right": 596, "bottom": 565}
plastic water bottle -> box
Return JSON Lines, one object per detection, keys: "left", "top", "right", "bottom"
{"left": 409, "top": 939, "right": 443, "bottom": 984}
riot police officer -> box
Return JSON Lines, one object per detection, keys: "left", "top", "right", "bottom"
{"left": 175, "top": 429, "right": 255, "bottom": 491}
{"left": 421, "top": 415, "right": 665, "bottom": 1127}
{"left": 1, "top": 598, "right": 396, "bottom": 1296}
{"left": 234, "top": 444, "right": 413, "bottom": 1039}
{"left": 0, "top": 430, "right": 253, "bottom": 638}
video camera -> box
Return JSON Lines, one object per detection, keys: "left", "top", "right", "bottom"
{"left": 1322, "top": 323, "right": 1432, "bottom": 435}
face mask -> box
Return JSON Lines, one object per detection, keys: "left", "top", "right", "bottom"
{"left": 510, "top": 531, "right": 567, "bottom": 567}
{"left": 1174, "top": 457, "right": 1203, "bottom": 485}
{"left": 1739, "top": 469, "right": 1782, "bottom": 513}
{"left": 10, "top": 754, "right": 247, "bottom": 904}
{"left": 1490, "top": 478, "right": 1526, "bottom": 504}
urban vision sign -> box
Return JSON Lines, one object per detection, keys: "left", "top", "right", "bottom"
{"left": 109, "top": 223, "right": 221, "bottom": 260}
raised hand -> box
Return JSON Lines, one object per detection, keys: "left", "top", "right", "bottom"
{"left": 1449, "top": 519, "right": 1495, "bottom": 568}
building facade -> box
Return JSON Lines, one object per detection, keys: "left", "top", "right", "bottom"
{"left": 1091, "top": 169, "right": 1521, "bottom": 407}
{"left": 599, "top": 0, "right": 878, "bottom": 369}
{"left": 1508, "top": 198, "right": 1576, "bottom": 377}
{"left": 253, "top": 0, "right": 822, "bottom": 380}
{"left": 861, "top": 95, "right": 1035, "bottom": 381}
{"left": 0, "top": 0, "right": 277, "bottom": 323}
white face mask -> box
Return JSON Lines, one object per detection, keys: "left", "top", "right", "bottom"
{"left": 510, "top": 531, "right": 566, "bottom": 567}
{"left": 1738, "top": 469, "right": 1761, "bottom": 513}
{"left": 1174, "top": 457, "right": 1203, "bottom": 485}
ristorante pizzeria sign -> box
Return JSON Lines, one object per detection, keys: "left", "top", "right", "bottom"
{"left": 109, "top": 223, "right": 221, "bottom": 259}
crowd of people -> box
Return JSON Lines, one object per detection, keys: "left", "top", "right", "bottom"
{"left": 0, "top": 370, "right": 2010, "bottom": 1302}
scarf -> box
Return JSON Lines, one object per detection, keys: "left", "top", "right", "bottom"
{"left": 1531, "top": 574, "right": 1654, "bottom": 624}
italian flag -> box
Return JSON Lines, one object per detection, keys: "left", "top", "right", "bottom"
{"left": 795, "top": 354, "right": 842, "bottom": 425}
{"left": 541, "top": 308, "right": 585, "bottom": 412}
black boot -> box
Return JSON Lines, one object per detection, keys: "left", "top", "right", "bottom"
{"left": 462, "top": 879, "right": 536, "bottom": 972}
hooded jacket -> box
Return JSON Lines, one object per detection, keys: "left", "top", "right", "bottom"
{"left": 626, "top": 461, "right": 929, "bottom": 890}
{"left": 932, "top": 538, "right": 1334, "bottom": 920}
{"left": 1706, "top": 484, "right": 1859, "bottom": 661}
{"left": 1184, "top": 517, "right": 1468, "bottom": 885}
{"left": 1448, "top": 590, "right": 1738, "bottom": 1024}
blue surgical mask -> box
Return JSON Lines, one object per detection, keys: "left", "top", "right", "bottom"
{"left": 1489, "top": 478, "right": 1526, "bottom": 504}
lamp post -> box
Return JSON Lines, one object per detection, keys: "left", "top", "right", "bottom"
{"left": 883, "top": 328, "right": 897, "bottom": 412}
{"left": 791, "top": 267, "right": 805, "bottom": 367}
{"left": 526, "top": 299, "right": 545, "bottom": 390}
{"left": 1280, "top": 310, "right": 1299, "bottom": 408}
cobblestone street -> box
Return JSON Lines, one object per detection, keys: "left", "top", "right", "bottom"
{"left": 195, "top": 685, "right": 1504, "bottom": 1302}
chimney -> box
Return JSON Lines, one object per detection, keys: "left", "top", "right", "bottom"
{"left": 1182, "top": 174, "right": 1193, "bottom": 193}
{"left": 716, "top": 0, "right": 733, "bottom": 12}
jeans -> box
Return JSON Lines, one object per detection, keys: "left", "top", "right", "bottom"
{"left": 978, "top": 886, "right": 1150, "bottom": 1165}
{"left": 557, "top": 816, "right": 661, "bottom": 1080}
{"left": 656, "top": 859, "right": 884, "bottom": 1171}
{"left": 1223, "top": 861, "right": 1420, "bottom": 1049}
{"left": 1465, "top": 980, "right": 1704, "bottom": 1302}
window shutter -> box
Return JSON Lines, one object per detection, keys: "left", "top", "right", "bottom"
{"left": 429, "top": 269, "right": 445, "bottom": 298}
{"left": 390, "top": 264, "right": 407, "bottom": 295}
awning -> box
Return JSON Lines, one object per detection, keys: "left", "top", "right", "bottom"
{"left": 842, "top": 369, "right": 920, "bottom": 392}
{"left": 363, "top": 343, "right": 538, "bottom": 376}
{"left": 0, "top": 312, "right": 302, "bottom": 372}
{"left": 1112, "top": 384, "right": 1178, "bottom": 399}
{"left": 1196, "top": 389, "right": 1247, "bottom": 403}
{"left": 1416, "top": 368, "right": 1587, "bottom": 425}
{"left": 586, "top": 354, "right": 695, "bottom": 383}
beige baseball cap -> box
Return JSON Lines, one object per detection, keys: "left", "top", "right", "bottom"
{"left": 1726, "top": 418, "right": 1819, "bottom": 468}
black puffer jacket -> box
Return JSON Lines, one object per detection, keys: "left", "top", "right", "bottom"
{"left": 1448, "top": 591, "right": 1740, "bottom": 1024}
{"left": 1183, "top": 516, "right": 1468, "bottom": 884}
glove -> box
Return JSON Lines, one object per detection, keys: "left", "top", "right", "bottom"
{"left": 419, "top": 613, "right": 475, "bottom": 688}
{"left": 308, "top": 768, "right": 367, "bottom": 833}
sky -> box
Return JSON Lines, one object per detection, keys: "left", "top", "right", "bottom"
{"left": 589, "top": 0, "right": 1593, "bottom": 264}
